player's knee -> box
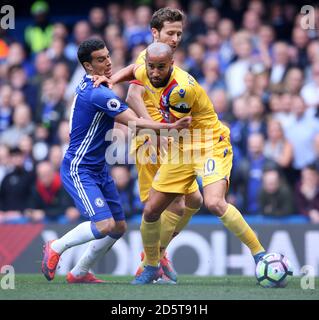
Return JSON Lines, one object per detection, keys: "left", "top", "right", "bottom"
{"left": 95, "top": 218, "right": 116, "bottom": 236}
{"left": 186, "top": 191, "right": 203, "bottom": 209}
{"left": 143, "top": 203, "right": 161, "bottom": 221}
{"left": 167, "top": 196, "right": 184, "bottom": 216}
{"left": 205, "top": 197, "right": 227, "bottom": 216}
{"left": 113, "top": 220, "right": 127, "bottom": 235}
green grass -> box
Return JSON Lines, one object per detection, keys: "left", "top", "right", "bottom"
{"left": 0, "top": 275, "right": 318, "bottom": 300}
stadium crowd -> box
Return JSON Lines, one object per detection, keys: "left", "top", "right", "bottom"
{"left": 0, "top": 0, "right": 319, "bottom": 224}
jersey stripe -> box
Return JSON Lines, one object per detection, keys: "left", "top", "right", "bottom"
{"left": 70, "top": 112, "right": 104, "bottom": 216}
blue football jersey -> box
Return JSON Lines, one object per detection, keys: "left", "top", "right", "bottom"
{"left": 64, "top": 75, "right": 128, "bottom": 171}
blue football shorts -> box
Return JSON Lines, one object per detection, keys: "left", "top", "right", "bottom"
{"left": 60, "top": 158, "right": 125, "bottom": 222}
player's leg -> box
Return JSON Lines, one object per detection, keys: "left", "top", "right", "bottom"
{"left": 172, "top": 187, "right": 203, "bottom": 239}
{"left": 67, "top": 172, "right": 127, "bottom": 283}
{"left": 132, "top": 188, "right": 179, "bottom": 284}
{"left": 135, "top": 151, "right": 184, "bottom": 280}
{"left": 203, "top": 179, "right": 265, "bottom": 263}
{"left": 42, "top": 165, "right": 116, "bottom": 281}
{"left": 67, "top": 220, "right": 127, "bottom": 283}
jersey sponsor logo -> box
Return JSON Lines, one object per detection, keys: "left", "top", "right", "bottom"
{"left": 170, "top": 102, "right": 190, "bottom": 113}
{"left": 107, "top": 98, "right": 121, "bottom": 111}
{"left": 95, "top": 197, "right": 105, "bottom": 208}
{"left": 178, "top": 88, "right": 186, "bottom": 98}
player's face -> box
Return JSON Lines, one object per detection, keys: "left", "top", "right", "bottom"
{"left": 146, "top": 55, "right": 173, "bottom": 87}
{"left": 88, "top": 47, "right": 112, "bottom": 77}
{"left": 152, "top": 21, "right": 183, "bottom": 52}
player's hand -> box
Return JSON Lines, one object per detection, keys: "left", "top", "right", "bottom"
{"left": 170, "top": 116, "right": 192, "bottom": 130}
{"left": 92, "top": 75, "right": 113, "bottom": 88}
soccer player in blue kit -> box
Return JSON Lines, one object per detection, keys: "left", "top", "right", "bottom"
{"left": 41, "top": 39, "right": 190, "bottom": 283}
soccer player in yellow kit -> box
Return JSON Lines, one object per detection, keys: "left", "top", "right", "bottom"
{"left": 126, "top": 8, "right": 203, "bottom": 282}
{"left": 119, "top": 42, "right": 266, "bottom": 284}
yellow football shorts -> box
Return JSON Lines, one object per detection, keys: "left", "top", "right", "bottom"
{"left": 152, "top": 135, "right": 233, "bottom": 194}
{"left": 132, "top": 136, "right": 199, "bottom": 202}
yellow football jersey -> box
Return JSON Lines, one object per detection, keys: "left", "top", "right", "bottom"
{"left": 134, "top": 64, "right": 230, "bottom": 153}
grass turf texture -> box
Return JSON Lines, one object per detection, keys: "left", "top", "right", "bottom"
{"left": 0, "top": 275, "right": 318, "bottom": 300}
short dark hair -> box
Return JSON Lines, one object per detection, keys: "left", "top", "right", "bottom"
{"left": 150, "top": 7, "right": 184, "bottom": 32}
{"left": 77, "top": 38, "right": 106, "bottom": 68}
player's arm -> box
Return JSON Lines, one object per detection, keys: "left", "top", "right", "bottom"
{"left": 115, "top": 108, "right": 191, "bottom": 132}
{"left": 126, "top": 82, "right": 153, "bottom": 120}
{"left": 92, "top": 64, "right": 138, "bottom": 87}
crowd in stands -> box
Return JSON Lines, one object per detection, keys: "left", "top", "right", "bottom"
{"left": 0, "top": 0, "right": 319, "bottom": 224}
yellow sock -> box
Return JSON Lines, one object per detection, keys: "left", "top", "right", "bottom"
{"left": 140, "top": 217, "right": 161, "bottom": 267}
{"left": 174, "top": 206, "right": 200, "bottom": 234}
{"left": 159, "top": 210, "right": 182, "bottom": 259}
{"left": 220, "top": 204, "right": 265, "bottom": 255}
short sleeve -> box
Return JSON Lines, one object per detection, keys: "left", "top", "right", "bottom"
{"left": 134, "top": 64, "right": 146, "bottom": 83}
{"left": 168, "top": 85, "right": 195, "bottom": 119}
{"left": 91, "top": 88, "right": 128, "bottom": 118}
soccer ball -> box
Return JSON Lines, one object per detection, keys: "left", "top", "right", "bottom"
{"left": 255, "top": 253, "right": 293, "bottom": 288}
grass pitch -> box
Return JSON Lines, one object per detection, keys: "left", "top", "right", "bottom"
{"left": 0, "top": 274, "right": 318, "bottom": 300}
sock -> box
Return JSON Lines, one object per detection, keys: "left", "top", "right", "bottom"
{"left": 220, "top": 204, "right": 265, "bottom": 255}
{"left": 140, "top": 217, "right": 161, "bottom": 267}
{"left": 70, "top": 233, "right": 122, "bottom": 277}
{"left": 51, "top": 221, "right": 104, "bottom": 254}
{"left": 159, "top": 210, "right": 182, "bottom": 259}
{"left": 174, "top": 206, "right": 200, "bottom": 234}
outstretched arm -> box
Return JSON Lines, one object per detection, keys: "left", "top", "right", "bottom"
{"left": 126, "top": 83, "right": 152, "bottom": 120}
{"left": 92, "top": 64, "right": 136, "bottom": 88}
{"left": 115, "top": 109, "right": 191, "bottom": 133}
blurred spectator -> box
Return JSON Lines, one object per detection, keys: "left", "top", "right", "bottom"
{"left": 48, "top": 144, "right": 63, "bottom": 172}
{"left": 0, "top": 147, "right": 33, "bottom": 222}
{"left": 24, "top": 1, "right": 53, "bottom": 54}
{"left": 301, "top": 61, "right": 319, "bottom": 109}
{"left": 295, "top": 165, "right": 319, "bottom": 224}
{"left": 245, "top": 95, "right": 267, "bottom": 139}
{"left": 0, "top": 104, "right": 34, "bottom": 148}
{"left": 35, "top": 77, "right": 66, "bottom": 143}
{"left": 269, "top": 41, "right": 292, "bottom": 90}
{"left": 217, "top": 18, "right": 235, "bottom": 73}
{"left": 0, "top": 84, "right": 13, "bottom": 133}
{"left": 65, "top": 21, "right": 92, "bottom": 62}
{"left": 111, "top": 165, "right": 135, "bottom": 219}
{"left": 186, "top": 0, "right": 206, "bottom": 43}
{"left": 124, "top": 6, "right": 152, "bottom": 51}
{"left": 264, "top": 118, "right": 293, "bottom": 169}
{"left": 8, "top": 65, "right": 38, "bottom": 111}
{"left": 273, "top": 92, "right": 294, "bottom": 131}
{"left": 209, "top": 89, "right": 232, "bottom": 123}
{"left": 291, "top": 27, "right": 310, "bottom": 69}
{"left": 230, "top": 97, "right": 249, "bottom": 164}
{"left": 314, "top": 133, "right": 319, "bottom": 172}
{"left": 225, "top": 31, "right": 253, "bottom": 98}
{"left": 10, "top": 89, "right": 26, "bottom": 109}
{"left": 199, "top": 57, "right": 225, "bottom": 92}
{"left": 5, "top": 42, "right": 34, "bottom": 77}
{"left": 305, "top": 40, "right": 319, "bottom": 81}
{"left": 285, "top": 95, "right": 319, "bottom": 171}
{"left": 0, "top": 144, "right": 10, "bottom": 186}
{"left": 233, "top": 133, "right": 276, "bottom": 214}
{"left": 282, "top": 67, "right": 304, "bottom": 95}
{"left": 259, "top": 168, "right": 295, "bottom": 217}
{"left": 185, "top": 42, "right": 205, "bottom": 79}
{"left": 26, "top": 161, "right": 79, "bottom": 223}
{"left": 242, "top": 9, "right": 261, "bottom": 46}
{"left": 18, "top": 135, "right": 35, "bottom": 172}
{"left": 88, "top": 7, "right": 107, "bottom": 36}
